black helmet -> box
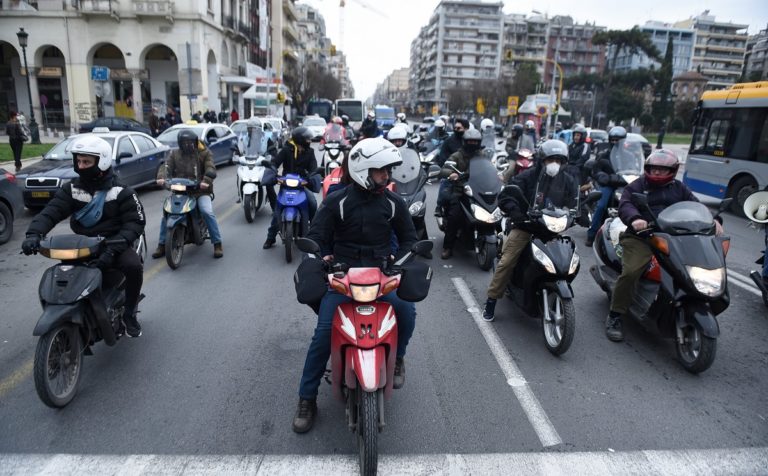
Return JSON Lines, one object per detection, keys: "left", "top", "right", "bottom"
{"left": 178, "top": 129, "right": 198, "bottom": 154}
{"left": 341, "top": 114, "right": 350, "bottom": 125}
{"left": 291, "top": 126, "right": 312, "bottom": 147}
{"left": 608, "top": 126, "right": 627, "bottom": 144}
{"left": 572, "top": 124, "right": 587, "bottom": 143}
{"left": 511, "top": 123, "right": 524, "bottom": 138}
{"left": 462, "top": 128, "right": 483, "bottom": 153}
{"left": 539, "top": 139, "right": 569, "bottom": 163}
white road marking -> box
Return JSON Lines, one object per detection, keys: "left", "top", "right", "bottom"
{"left": 452, "top": 277, "right": 562, "bottom": 448}
{"left": 727, "top": 270, "right": 763, "bottom": 298}
{"left": 2, "top": 449, "right": 767, "bottom": 475}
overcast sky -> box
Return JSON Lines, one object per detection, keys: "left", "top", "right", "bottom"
{"left": 300, "top": 0, "right": 767, "bottom": 100}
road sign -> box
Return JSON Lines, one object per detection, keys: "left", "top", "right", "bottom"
{"left": 91, "top": 66, "right": 109, "bottom": 81}
{"left": 476, "top": 98, "right": 485, "bottom": 115}
{"left": 188, "top": 95, "right": 198, "bottom": 100}
{"left": 431, "top": 105, "right": 438, "bottom": 116}
{"left": 507, "top": 96, "right": 519, "bottom": 115}
{"left": 499, "top": 107, "right": 509, "bottom": 117}
{"left": 537, "top": 105, "right": 548, "bottom": 116}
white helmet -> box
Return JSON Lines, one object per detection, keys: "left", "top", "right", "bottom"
{"left": 247, "top": 117, "right": 262, "bottom": 129}
{"left": 481, "top": 118, "right": 494, "bottom": 130}
{"left": 69, "top": 135, "right": 113, "bottom": 171}
{"left": 348, "top": 137, "right": 403, "bottom": 191}
{"left": 434, "top": 119, "right": 446, "bottom": 128}
{"left": 387, "top": 125, "right": 408, "bottom": 142}
{"left": 525, "top": 119, "right": 535, "bottom": 129}
{"left": 439, "top": 115, "right": 450, "bottom": 123}
{"left": 396, "top": 112, "right": 407, "bottom": 122}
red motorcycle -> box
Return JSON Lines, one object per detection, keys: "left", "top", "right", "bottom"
{"left": 295, "top": 237, "right": 433, "bottom": 476}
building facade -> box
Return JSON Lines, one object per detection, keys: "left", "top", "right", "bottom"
{"left": 744, "top": 25, "right": 768, "bottom": 81}
{"left": 610, "top": 21, "right": 696, "bottom": 79}
{"left": 674, "top": 10, "right": 748, "bottom": 89}
{"left": 671, "top": 70, "right": 708, "bottom": 103}
{"left": 500, "top": 13, "right": 548, "bottom": 79}
{"left": 373, "top": 67, "right": 409, "bottom": 112}
{"left": 543, "top": 16, "right": 606, "bottom": 89}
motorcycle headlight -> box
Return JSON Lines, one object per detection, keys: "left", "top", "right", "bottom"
{"left": 409, "top": 201, "right": 424, "bottom": 215}
{"left": 686, "top": 266, "right": 725, "bottom": 297}
{"left": 170, "top": 184, "right": 187, "bottom": 192}
{"left": 542, "top": 214, "right": 568, "bottom": 233}
{"left": 285, "top": 178, "right": 300, "bottom": 188}
{"left": 472, "top": 204, "right": 501, "bottom": 223}
{"left": 350, "top": 284, "right": 380, "bottom": 303}
{"left": 464, "top": 184, "right": 473, "bottom": 197}
{"left": 531, "top": 242, "right": 556, "bottom": 274}
{"left": 568, "top": 252, "right": 580, "bottom": 275}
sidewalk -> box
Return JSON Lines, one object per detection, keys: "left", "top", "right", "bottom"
{"left": 0, "top": 133, "right": 64, "bottom": 144}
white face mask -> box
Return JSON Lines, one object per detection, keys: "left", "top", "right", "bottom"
{"left": 545, "top": 162, "right": 560, "bottom": 177}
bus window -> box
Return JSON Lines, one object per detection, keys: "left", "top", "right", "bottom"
{"left": 727, "top": 108, "right": 767, "bottom": 161}
{"left": 757, "top": 116, "right": 768, "bottom": 164}
{"left": 706, "top": 119, "right": 729, "bottom": 153}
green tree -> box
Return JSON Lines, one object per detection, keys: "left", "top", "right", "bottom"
{"left": 639, "top": 113, "right": 654, "bottom": 128}
{"left": 510, "top": 62, "right": 541, "bottom": 100}
{"left": 607, "top": 87, "right": 644, "bottom": 124}
{"left": 592, "top": 26, "right": 662, "bottom": 80}
{"left": 674, "top": 100, "right": 697, "bottom": 128}
{"left": 652, "top": 37, "right": 674, "bottom": 128}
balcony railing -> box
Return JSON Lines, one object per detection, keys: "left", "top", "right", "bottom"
{"left": 133, "top": 0, "right": 173, "bottom": 23}
{"left": 77, "top": 0, "right": 119, "bottom": 20}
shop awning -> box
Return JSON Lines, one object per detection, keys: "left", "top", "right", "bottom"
{"left": 220, "top": 75, "right": 255, "bottom": 86}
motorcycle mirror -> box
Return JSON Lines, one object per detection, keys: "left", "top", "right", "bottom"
{"left": 585, "top": 190, "right": 603, "bottom": 205}
{"left": 311, "top": 136, "right": 322, "bottom": 143}
{"left": 718, "top": 198, "right": 733, "bottom": 213}
{"left": 427, "top": 164, "right": 441, "bottom": 178}
{"left": 505, "top": 184, "right": 530, "bottom": 209}
{"left": 410, "top": 240, "right": 434, "bottom": 258}
{"left": 295, "top": 237, "right": 321, "bottom": 254}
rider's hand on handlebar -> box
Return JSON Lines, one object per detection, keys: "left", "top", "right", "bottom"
{"left": 322, "top": 254, "right": 334, "bottom": 262}
{"left": 448, "top": 172, "right": 459, "bottom": 181}
{"left": 715, "top": 220, "right": 724, "bottom": 236}
{"left": 156, "top": 178, "right": 165, "bottom": 186}
{"left": 632, "top": 219, "right": 649, "bottom": 231}
{"left": 200, "top": 182, "right": 210, "bottom": 190}
{"left": 21, "top": 234, "right": 41, "bottom": 255}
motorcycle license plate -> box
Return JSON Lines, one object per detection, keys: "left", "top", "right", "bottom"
{"left": 31, "top": 191, "right": 51, "bottom": 198}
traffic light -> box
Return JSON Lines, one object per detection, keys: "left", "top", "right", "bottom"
{"left": 277, "top": 91, "right": 285, "bottom": 103}
{"left": 504, "top": 49, "right": 513, "bottom": 61}
{"left": 330, "top": 44, "right": 337, "bottom": 56}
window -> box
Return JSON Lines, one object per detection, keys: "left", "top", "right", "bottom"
{"left": 695, "top": 108, "right": 768, "bottom": 161}
{"left": 117, "top": 137, "right": 136, "bottom": 157}
{"left": 132, "top": 135, "right": 156, "bottom": 153}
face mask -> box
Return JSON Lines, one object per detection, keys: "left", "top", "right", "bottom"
{"left": 454, "top": 130, "right": 464, "bottom": 139}
{"left": 545, "top": 162, "right": 560, "bottom": 177}
{"left": 76, "top": 164, "right": 101, "bottom": 182}
{"left": 180, "top": 141, "right": 196, "bottom": 155}
{"left": 463, "top": 143, "right": 481, "bottom": 154}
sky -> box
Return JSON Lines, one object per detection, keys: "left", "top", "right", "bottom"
{"left": 300, "top": 0, "right": 768, "bottom": 101}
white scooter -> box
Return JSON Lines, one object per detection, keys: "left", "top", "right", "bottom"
{"left": 235, "top": 127, "right": 271, "bottom": 223}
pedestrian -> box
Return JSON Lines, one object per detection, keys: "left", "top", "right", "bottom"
{"left": 149, "top": 107, "right": 161, "bottom": 137}
{"left": 166, "top": 106, "right": 180, "bottom": 125}
{"left": 5, "top": 111, "right": 25, "bottom": 172}
{"left": 656, "top": 119, "right": 667, "bottom": 150}
{"left": 230, "top": 109, "right": 239, "bottom": 123}
{"left": 158, "top": 117, "right": 170, "bottom": 134}
{"left": 192, "top": 111, "right": 202, "bottom": 123}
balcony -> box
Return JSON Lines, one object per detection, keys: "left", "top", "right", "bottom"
{"left": 283, "top": 22, "right": 299, "bottom": 43}
{"left": 77, "top": 0, "right": 119, "bottom": 21}
{"left": 238, "top": 21, "right": 250, "bottom": 40}
{"left": 133, "top": 1, "right": 173, "bottom": 23}
{"left": 283, "top": 0, "right": 298, "bottom": 22}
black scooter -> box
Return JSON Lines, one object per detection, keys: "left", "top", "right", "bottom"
{"left": 32, "top": 233, "right": 146, "bottom": 407}
{"left": 503, "top": 186, "right": 601, "bottom": 355}
{"left": 391, "top": 147, "right": 440, "bottom": 240}
{"left": 436, "top": 157, "right": 503, "bottom": 271}
{"left": 589, "top": 195, "right": 732, "bottom": 373}
{"left": 163, "top": 178, "right": 209, "bottom": 269}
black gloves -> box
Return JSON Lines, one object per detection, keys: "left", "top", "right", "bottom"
{"left": 89, "top": 250, "right": 115, "bottom": 270}
{"left": 22, "top": 234, "right": 41, "bottom": 255}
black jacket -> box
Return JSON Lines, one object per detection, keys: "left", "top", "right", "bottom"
{"left": 618, "top": 177, "right": 698, "bottom": 230}
{"left": 27, "top": 170, "right": 146, "bottom": 256}
{"left": 307, "top": 185, "right": 417, "bottom": 267}
{"left": 592, "top": 146, "right": 625, "bottom": 188}
{"left": 500, "top": 166, "right": 578, "bottom": 223}
{"left": 566, "top": 141, "right": 590, "bottom": 183}
{"left": 272, "top": 141, "right": 317, "bottom": 178}
{"left": 436, "top": 134, "right": 462, "bottom": 167}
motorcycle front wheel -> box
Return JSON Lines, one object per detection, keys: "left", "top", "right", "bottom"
{"left": 34, "top": 324, "right": 83, "bottom": 408}
{"left": 166, "top": 225, "right": 185, "bottom": 270}
{"left": 477, "top": 241, "right": 496, "bottom": 271}
{"left": 542, "top": 292, "right": 576, "bottom": 356}
{"left": 676, "top": 323, "right": 717, "bottom": 374}
{"left": 244, "top": 193, "right": 257, "bottom": 223}
{"left": 357, "top": 389, "right": 379, "bottom": 476}
{"left": 284, "top": 222, "right": 294, "bottom": 263}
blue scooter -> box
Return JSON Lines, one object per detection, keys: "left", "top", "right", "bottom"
{"left": 276, "top": 173, "right": 310, "bottom": 263}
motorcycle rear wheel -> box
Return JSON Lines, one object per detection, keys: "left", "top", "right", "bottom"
{"left": 244, "top": 193, "right": 257, "bottom": 223}
{"left": 34, "top": 324, "right": 83, "bottom": 408}
{"left": 477, "top": 242, "right": 496, "bottom": 271}
{"left": 166, "top": 226, "right": 185, "bottom": 270}
{"left": 284, "top": 222, "right": 294, "bottom": 263}
{"left": 542, "top": 292, "right": 576, "bottom": 356}
{"left": 676, "top": 324, "right": 717, "bottom": 374}
{"left": 357, "top": 389, "right": 379, "bottom": 476}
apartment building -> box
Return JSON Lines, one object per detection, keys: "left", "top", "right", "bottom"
{"left": 543, "top": 16, "right": 606, "bottom": 89}
{"left": 610, "top": 21, "right": 696, "bottom": 78}
{"left": 500, "top": 13, "right": 549, "bottom": 79}
{"left": 374, "top": 68, "right": 409, "bottom": 112}
{"left": 744, "top": 25, "right": 768, "bottom": 81}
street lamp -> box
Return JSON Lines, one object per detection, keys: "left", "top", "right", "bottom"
{"left": 16, "top": 28, "right": 40, "bottom": 144}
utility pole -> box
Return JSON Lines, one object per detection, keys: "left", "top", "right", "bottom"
{"left": 589, "top": 87, "right": 597, "bottom": 128}
{"left": 546, "top": 37, "right": 559, "bottom": 140}
{"left": 186, "top": 42, "right": 194, "bottom": 116}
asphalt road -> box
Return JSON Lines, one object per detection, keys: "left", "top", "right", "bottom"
{"left": 0, "top": 158, "right": 767, "bottom": 474}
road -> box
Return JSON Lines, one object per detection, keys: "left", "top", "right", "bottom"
{"left": 0, "top": 157, "right": 767, "bottom": 474}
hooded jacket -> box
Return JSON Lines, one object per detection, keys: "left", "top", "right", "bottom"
{"left": 158, "top": 145, "right": 216, "bottom": 195}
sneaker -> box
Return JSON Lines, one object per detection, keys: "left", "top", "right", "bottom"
{"left": 584, "top": 237, "right": 594, "bottom": 248}
{"left": 123, "top": 309, "right": 142, "bottom": 338}
{"left": 213, "top": 243, "right": 223, "bottom": 258}
{"left": 482, "top": 298, "right": 497, "bottom": 322}
{"left": 393, "top": 357, "right": 405, "bottom": 389}
{"left": 292, "top": 398, "right": 317, "bottom": 433}
{"left": 441, "top": 248, "right": 452, "bottom": 259}
{"left": 151, "top": 244, "right": 165, "bottom": 259}
{"left": 263, "top": 238, "right": 276, "bottom": 249}
{"left": 605, "top": 314, "right": 624, "bottom": 342}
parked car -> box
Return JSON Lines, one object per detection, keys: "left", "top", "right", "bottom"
{"left": 586, "top": 128, "right": 608, "bottom": 152}
{"left": 301, "top": 115, "right": 327, "bottom": 138}
{"left": 16, "top": 130, "right": 170, "bottom": 209}
{"left": 230, "top": 118, "right": 277, "bottom": 153}
{"left": 262, "top": 116, "right": 289, "bottom": 147}
{"left": 78, "top": 116, "right": 151, "bottom": 135}
{"left": 157, "top": 123, "right": 238, "bottom": 165}
{"left": 0, "top": 168, "right": 24, "bottom": 244}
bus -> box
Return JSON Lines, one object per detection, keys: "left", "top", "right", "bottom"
{"left": 684, "top": 81, "right": 768, "bottom": 216}
{"left": 306, "top": 99, "right": 333, "bottom": 122}
{"left": 374, "top": 104, "right": 396, "bottom": 131}
{"left": 335, "top": 98, "right": 364, "bottom": 130}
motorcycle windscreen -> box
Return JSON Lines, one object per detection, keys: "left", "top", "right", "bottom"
{"left": 656, "top": 201, "right": 716, "bottom": 235}
{"left": 391, "top": 148, "right": 422, "bottom": 195}
{"left": 468, "top": 157, "right": 502, "bottom": 209}
{"left": 244, "top": 128, "right": 268, "bottom": 158}
{"left": 323, "top": 124, "right": 347, "bottom": 144}
{"left": 610, "top": 140, "right": 645, "bottom": 175}
{"left": 481, "top": 129, "right": 496, "bottom": 150}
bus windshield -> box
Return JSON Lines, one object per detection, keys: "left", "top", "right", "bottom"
{"left": 336, "top": 100, "right": 363, "bottom": 122}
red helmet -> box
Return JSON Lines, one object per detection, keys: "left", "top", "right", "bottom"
{"left": 644, "top": 149, "right": 679, "bottom": 187}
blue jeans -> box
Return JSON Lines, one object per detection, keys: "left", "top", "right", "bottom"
{"left": 298, "top": 289, "right": 416, "bottom": 399}
{"left": 266, "top": 190, "right": 317, "bottom": 241}
{"left": 436, "top": 179, "right": 450, "bottom": 209}
{"left": 159, "top": 194, "right": 222, "bottom": 245}
{"left": 587, "top": 186, "right": 614, "bottom": 241}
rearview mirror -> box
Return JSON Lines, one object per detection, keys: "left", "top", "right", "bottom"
{"left": 410, "top": 240, "right": 434, "bottom": 258}
{"left": 585, "top": 190, "right": 603, "bottom": 206}
{"left": 295, "top": 237, "right": 321, "bottom": 254}
{"left": 427, "top": 164, "right": 441, "bottom": 178}
{"left": 311, "top": 136, "right": 322, "bottom": 143}
{"left": 718, "top": 198, "right": 733, "bottom": 213}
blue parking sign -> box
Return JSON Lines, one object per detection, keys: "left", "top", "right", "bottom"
{"left": 91, "top": 66, "right": 109, "bottom": 81}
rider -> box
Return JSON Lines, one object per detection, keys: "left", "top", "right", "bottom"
{"left": 262, "top": 126, "right": 319, "bottom": 249}
{"left": 482, "top": 140, "right": 578, "bottom": 321}
{"left": 605, "top": 149, "right": 719, "bottom": 341}
{"left": 434, "top": 119, "right": 470, "bottom": 217}
{"left": 153, "top": 129, "right": 223, "bottom": 259}
{"left": 395, "top": 112, "right": 410, "bottom": 132}
{"left": 566, "top": 123, "right": 591, "bottom": 184}
{"left": 439, "top": 128, "right": 485, "bottom": 259}
{"left": 359, "top": 110, "right": 381, "bottom": 139}
{"left": 22, "top": 135, "right": 147, "bottom": 337}
{"left": 386, "top": 124, "right": 409, "bottom": 149}
{"left": 506, "top": 123, "right": 524, "bottom": 155}
{"left": 585, "top": 125, "right": 628, "bottom": 247}
{"left": 236, "top": 118, "right": 278, "bottom": 208}
{"left": 292, "top": 137, "right": 418, "bottom": 433}
{"left": 523, "top": 119, "right": 537, "bottom": 149}
{"left": 340, "top": 114, "right": 356, "bottom": 143}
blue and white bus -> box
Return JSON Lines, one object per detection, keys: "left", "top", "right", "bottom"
{"left": 683, "top": 81, "right": 768, "bottom": 216}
